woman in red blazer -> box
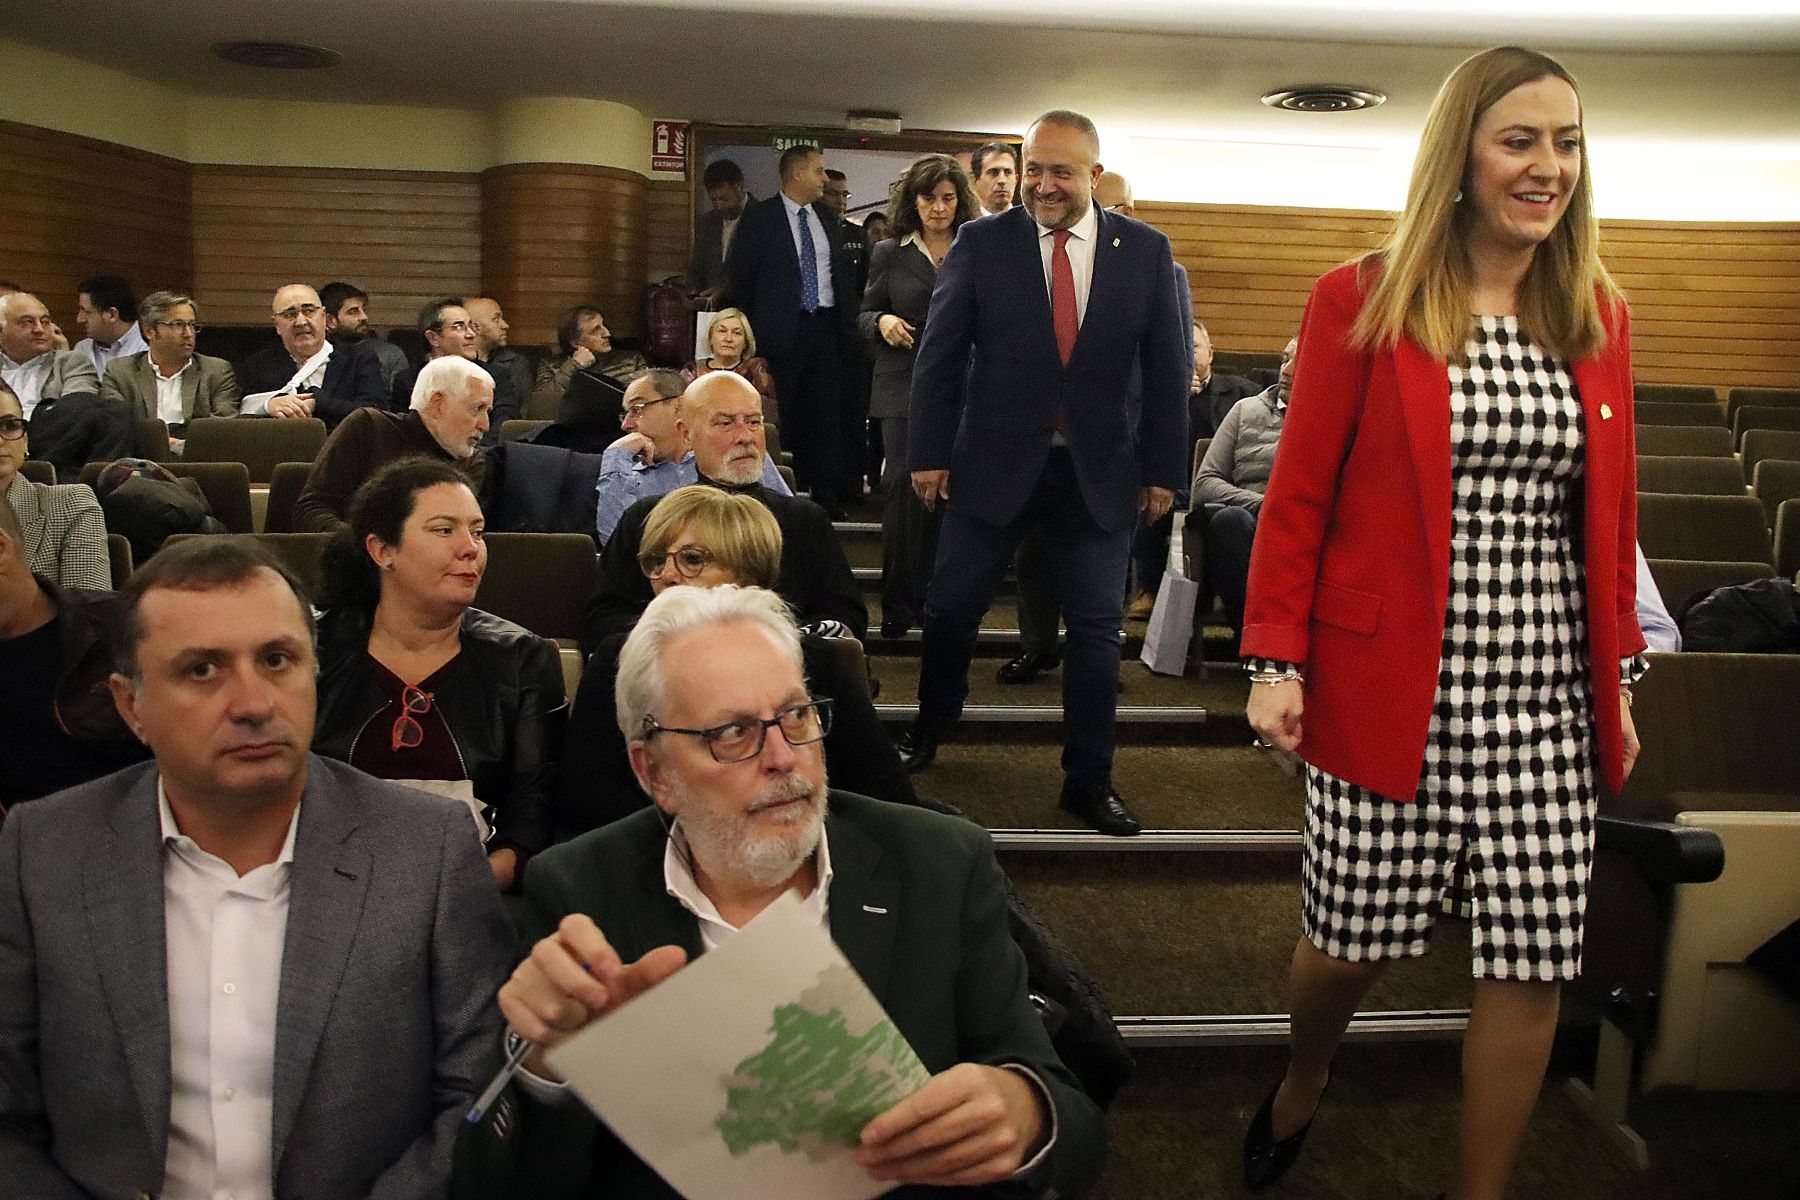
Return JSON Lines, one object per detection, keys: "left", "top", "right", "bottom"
{"left": 1239, "top": 47, "right": 1648, "bottom": 1198}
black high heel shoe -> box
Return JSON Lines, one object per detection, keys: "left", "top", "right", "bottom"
{"left": 1242, "top": 1074, "right": 1327, "bottom": 1191}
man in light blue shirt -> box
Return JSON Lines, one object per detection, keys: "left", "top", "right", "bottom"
{"left": 595, "top": 368, "right": 789, "bottom": 543}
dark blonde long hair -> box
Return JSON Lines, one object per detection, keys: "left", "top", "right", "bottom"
{"left": 1352, "top": 46, "right": 1622, "bottom": 363}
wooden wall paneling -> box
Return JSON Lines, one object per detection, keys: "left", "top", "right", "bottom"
{"left": 191, "top": 165, "right": 481, "bottom": 329}
{"left": 0, "top": 119, "right": 192, "bottom": 324}
{"left": 645, "top": 179, "right": 691, "bottom": 285}
{"left": 481, "top": 163, "right": 649, "bottom": 346}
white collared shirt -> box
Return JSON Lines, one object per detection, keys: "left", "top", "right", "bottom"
{"left": 780, "top": 193, "right": 837, "bottom": 310}
{"left": 159, "top": 781, "right": 300, "bottom": 1200}
{"left": 721, "top": 213, "right": 742, "bottom": 260}
{"left": 901, "top": 231, "right": 942, "bottom": 268}
{"left": 1034, "top": 201, "right": 1099, "bottom": 328}
{"left": 75, "top": 322, "right": 148, "bottom": 378}
{"left": 0, "top": 349, "right": 52, "bottom": 418}
{"left": 153, "top": 356, "right": 195, "bottom": 425}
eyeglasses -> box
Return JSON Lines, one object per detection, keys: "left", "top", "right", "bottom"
{"left": 638, "top": 546, "right": 715, "bottom": 579}
{"left": 436, "top": 320, "right": 474, "bottom": 334}
{"left": 274, "top": 304, "right": 325, "bottom": 321}
{"left": 643, "top": 700, "right": 833, "bottom": 764}
{"left": 154, "top": 319, "right": 202, "bottom": 334}
{"left": 391, "top": 685, "right": 434, "bottom": 752}
{"left": 623, "top": 395, "right": 677, "bottom": 420}
{"left": 0, "top": 417, "right": 26, "bottom": 440}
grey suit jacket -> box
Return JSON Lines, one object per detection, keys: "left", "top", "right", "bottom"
{"left": 0, "top": 756, "right": 514, "bottom": 1200}
{"left": 858, "top": 237, "right": 939, "bottom": 421}
{"left": 0, "top": 476, "right": 110, "bottom": 591}
{"left": 29, "top": 350, "right": 100, "bottom": 402}
{"left": 99, "top": 351, "right": 242, "bottom": 424}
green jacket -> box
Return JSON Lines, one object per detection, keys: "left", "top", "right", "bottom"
{"left": 459, "top": 790, "right": 1105, "bottom": 1199}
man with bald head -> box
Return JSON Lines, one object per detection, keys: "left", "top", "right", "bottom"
{"left": 0, "top": 291, "right": 126, "bottom": 480}
{"left": 236, "top": 283, "right": 387, "bottom": 427}
{"left": 903, "top": 112, "right": 1189, "bottom": 836}
{"left": 594, "top": 369, "right": 791, "bottom": 544}
{"left": 581, "top": 369, "right": 863, "bottom": 655}
{"left": 465, "top": 296, "right": 533, "bottom": 409}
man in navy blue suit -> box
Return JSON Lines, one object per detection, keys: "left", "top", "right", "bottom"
{"left": 725, "top": 144, "right": 860, "bottom": 517}
{"left": 900, "top": 110, "right": 1189, "bottom": 836}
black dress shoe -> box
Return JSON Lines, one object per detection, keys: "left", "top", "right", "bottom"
{"left": 1059, "top": 783, "right": 1142, "bottom": 837}
{"left": 896, "top": 723, "right": 940, "bottom": 773}
{"left": 996, "top": 650, "right": 1061, "bottom": 685}
{"left": 1242, "top": 1077, "right": 1326, "bottom": 1191}
{"left": 879, "top": 618, "right": 913, "bottom": 639}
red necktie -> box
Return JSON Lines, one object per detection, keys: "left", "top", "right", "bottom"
{"left": 1051, "top": 228, "right": 1077, "bottom": 366}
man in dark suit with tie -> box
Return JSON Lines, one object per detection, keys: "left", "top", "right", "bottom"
{"left": 900, "top": 111, "right": 1189, "bottom": 836}
{"left": 725, "top": 144, "right": 860, "bottom": 517}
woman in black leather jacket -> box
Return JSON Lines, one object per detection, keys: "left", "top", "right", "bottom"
{"left": 312, "top": 456, "right": 564, "bottom": 889}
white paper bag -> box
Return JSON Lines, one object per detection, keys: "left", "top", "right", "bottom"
{"left": 1139, "top": 514, "right": 1198, "bottom": 675}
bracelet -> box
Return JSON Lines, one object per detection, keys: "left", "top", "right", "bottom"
{"left": 1619, "top": 685, "right": 1633, "bottom": 707}
{"left": 1250, "top": 670, "right": 1304, "bottom": 686}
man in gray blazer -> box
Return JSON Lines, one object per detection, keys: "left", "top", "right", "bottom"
{"left": 101, "top": 291, "right": 242, "bottom": 452}
{"left": 0, "top": 290, "right": 129, "bottom": 479}
{"left": 686, "top": 158, "right": 750, "bottom": 301}
{"left": 0, "top": 537, "right": 514, "bottom": 1199}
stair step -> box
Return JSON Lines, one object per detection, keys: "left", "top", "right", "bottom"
{"left": 1114, "top": 1009, "right": 1470, "bottom": 1046}
{"left": 992, "top": 829, "right": 1301, "bottom": 851}
{"left": 875, "top": 703, "right": 1206, "bottom": 724}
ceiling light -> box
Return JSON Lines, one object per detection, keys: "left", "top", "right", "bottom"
{"left": 1261, "top": 86, "right": 1386, "bottom": 113}
{"left": 211, "top": 41, "right": 342, "bottom": 70}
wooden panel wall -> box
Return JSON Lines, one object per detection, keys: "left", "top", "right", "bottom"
{"left": 646, "top": 178, "right": 691, "bottom": 285}
{"left": 1137, "top": 200, "right": 1800, "bottom": 391}
{"left": 481, "top": 163, "right": 648, "bottom": 345}
{"left": 0, "top": 119, "right": 192, "bottom": 321}
{"left": 191, "top": 165, "right": 481, "bottom": 329}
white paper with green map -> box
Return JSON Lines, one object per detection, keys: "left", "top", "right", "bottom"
{"left": 542, "top": 892, "right": 931, "bottom": 1200}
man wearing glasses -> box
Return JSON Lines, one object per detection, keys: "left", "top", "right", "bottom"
{"left": 473, "top": 583, "right": 1104, "bottom": 1199}
{"left": 581, "top": 371, "right": 861, "bottom": 655}
{"left": 390, "top": 298, "right": 520, "bottom": 435}
{"left": 594, "top": 369, "right": 791, "bottom": 544}
{"left": 235, "top": 283, "right": 387, "bottom": 427}
{"left": 100, "top": 291, "right": 243, "bottom": 454}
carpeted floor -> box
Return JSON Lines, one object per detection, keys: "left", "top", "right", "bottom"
{"left": 1096, "top": 1043, "right": 1800, "bottom": 1199}
{"left": 872, "top": 655, "right": 1248, "bottom": 715}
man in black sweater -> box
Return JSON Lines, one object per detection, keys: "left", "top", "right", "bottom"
{"left": 580, "top": 372, "right": 862, "bottom": 657}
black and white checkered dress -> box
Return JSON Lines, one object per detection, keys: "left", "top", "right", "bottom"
{"left": 1264, "top": 317, "right": 1645, "bottom": 982}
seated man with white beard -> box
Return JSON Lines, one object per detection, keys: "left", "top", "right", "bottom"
{"left": 482, "top": 584, "right": 1105, "bottom": 1198}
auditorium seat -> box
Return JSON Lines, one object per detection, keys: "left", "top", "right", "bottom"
{"left": 181, "top": 416, "right": 326, "bottom": 484}
{"left": 1740, "top": 429, "right": 1800, "bottom": 484}
{"left": 1776, "top": 499, "right": 1800, "bottom": 579}
{"left": 499, "top": 419, "right": 551, "bottom": 443}
{"left": 79, "top": 460, "right": 255, "bottom": 535}
{"left": 129, "top": 418, "right": 171, "bottom": 461}
{"left": 1634, "top": 455, "right": 1746, "bottom": 496}
{"left": 263, "top": 461, "right": 310, "bottom": 534}
{"left": 385, "top": 327, "right": 429, "bottom": 368}
{"left": 1636, "top": 424, "right": 1732, "bottom": 457}
{"left": 1646, "top": 558, "right": 1774, "bottom": 617}
{"left": 473, "top": 532, "right": 598, "bottom": 643}
{"left": 106, "top": 533, "right": 131, "bottom": 588}
{"left": 160, "top": 532, "right": 328, "bottom": 600}
{"left": 1730, "top": 405, "right": 1800, "bottom": 448}
{"left": 1726, "top": 386, "right": 1800, "bottom": 430}
{"left": 776, "top": 464, "right": 797, "bottom": 493}
{"left": 19, "top": 460, "right": 54, "bottom": 485}
{"left": 1634, "top": 383, "right": 1716, "bottom": 405}
{"left": 1634, "top": 400, "right": 1725, "bottom": 428}
{"left": 1751, "top": 459, "right": 1800, "bottom": 527}
{"left": 1636, "top": 493, "right": 1773, "bottom": 565}
{"left": 1211, "top": 348, "right": 1283, "bottom": 379}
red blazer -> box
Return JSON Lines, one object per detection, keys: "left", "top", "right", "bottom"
{"left": 1242, "top": 261, "right": 1646, "bottom": 800}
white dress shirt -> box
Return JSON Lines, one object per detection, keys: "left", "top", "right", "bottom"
{"left": 75, "top": 322, "right": 148, "bottom": 379}
{"left": 1033, "top": 201, "right": 1099, "bottom": 328}
{"left": 154, "top": 356, "right": 196, "bottom": 425}
{"left": 1636, "top": 541, "right": 1682, "bottom": 653}
{"left": 0, "top": 350, "right": 53, "bottom": 418}
{"left": 780, "top": 193, "right": 837, "bottom": 310}
{"left": 160, "top": 783, "right": 300, "bottom": 1200}
{"left": 721, "top": 213, "right": 742, "bottom": 261}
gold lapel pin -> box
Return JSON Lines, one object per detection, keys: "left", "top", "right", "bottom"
{"left": 1600, "top": 403, "right": 1613, "bottom": 420}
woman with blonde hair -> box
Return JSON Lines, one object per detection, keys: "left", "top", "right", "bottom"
{"left": 1239, "top": 46, "right": 1645, "bottom": 1198}
{"left": 687, "top": 307, "right": 778, "bottom": 423}
{"left": 555, "top": 485, "right": 914, "bottom": 835}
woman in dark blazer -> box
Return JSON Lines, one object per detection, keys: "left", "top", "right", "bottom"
{"left": 1238, "top": 47, "right": 1646, "bottom": 1198}
{"left": 859, "top": 154, "right": 981, "bottom": 637}
{"left": 556, "top": 485, "right": 915, "bottom": 838}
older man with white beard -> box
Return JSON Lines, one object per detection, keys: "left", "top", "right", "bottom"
{"left": 579, "top": 372, "right": 863, "bottom": 655}
{"left": 480, "top": 584, "right": 1104, "bottom": 1199}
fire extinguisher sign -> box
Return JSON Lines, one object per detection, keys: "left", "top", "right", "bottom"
{"left": 651, "top": 120, "right": 688, "bottom": 174}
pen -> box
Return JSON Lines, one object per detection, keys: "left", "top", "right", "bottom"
{"left": 467, "top": 1033, "right": 534, "bottom": 1124}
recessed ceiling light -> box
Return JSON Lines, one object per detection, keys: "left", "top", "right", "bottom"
{"left": 1261, "top": 86, "right": 1386, "bottom": 113}
{"left": 211, "top": 41, "right": 342, "bottom": 70}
